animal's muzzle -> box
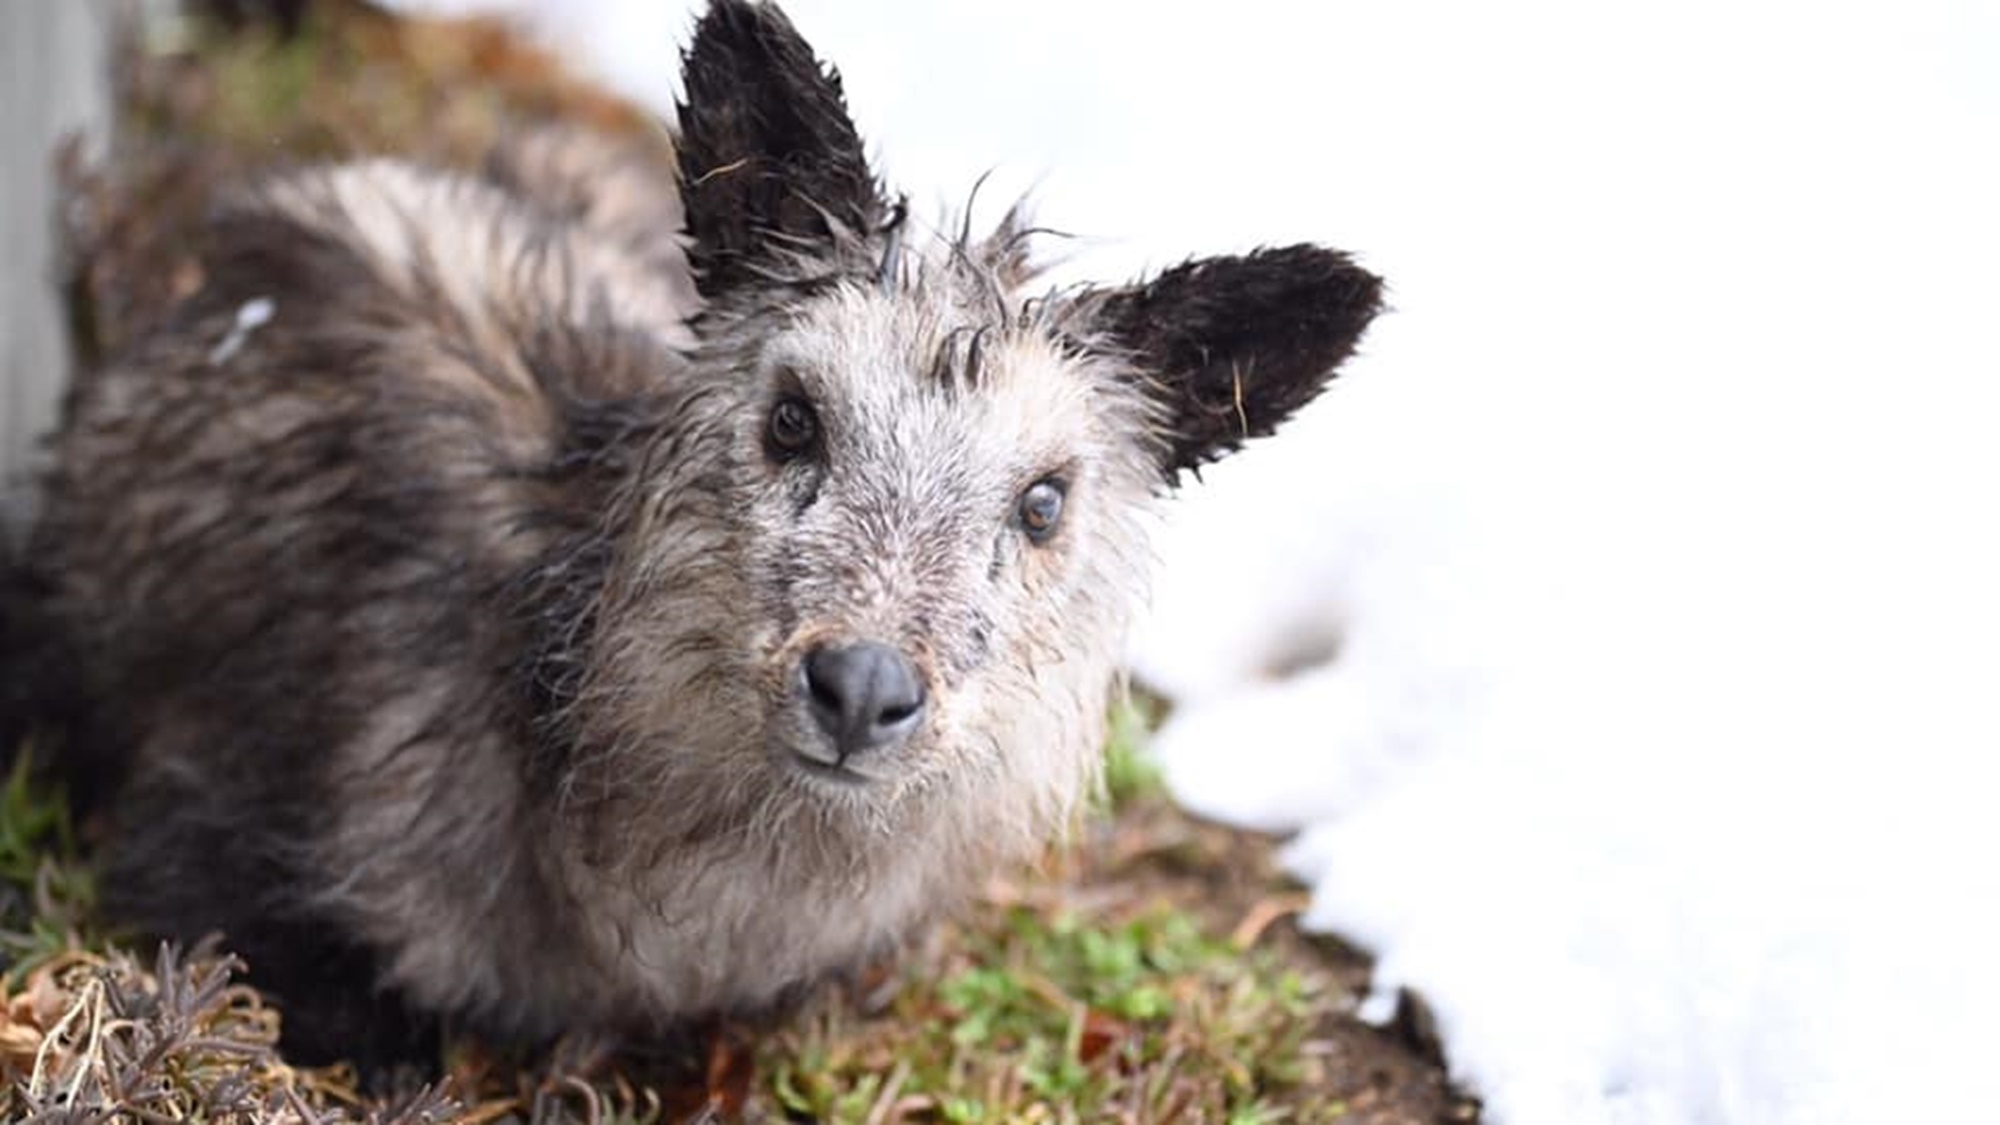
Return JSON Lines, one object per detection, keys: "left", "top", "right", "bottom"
{"left": 798, "top": 642, "right": 928, "bottom": 765}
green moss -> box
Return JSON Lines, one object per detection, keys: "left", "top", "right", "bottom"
{"left": 761, "top": 897, "right": 1351, "bottom": 1122}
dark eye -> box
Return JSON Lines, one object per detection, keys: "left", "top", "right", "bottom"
{"left": 765, "top": 396, "right": 818, "bottom": 462}
{"left": 1017, "top": 478, "right": 1066, "bottom": 544}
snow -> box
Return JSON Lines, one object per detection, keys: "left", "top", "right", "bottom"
{"left": 396, "top": 1, "right": 2000, "bottom": 1120}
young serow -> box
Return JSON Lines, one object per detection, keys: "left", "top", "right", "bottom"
{"left": 25, "top": 0, "right": 1382, "bottom": 1069}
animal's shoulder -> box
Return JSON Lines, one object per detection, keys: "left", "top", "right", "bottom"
{"left": 58, "top": 141, "right": 703, "bottom": 476}
{"left": 229, "top": 146, "right": 699, "bottom": 376}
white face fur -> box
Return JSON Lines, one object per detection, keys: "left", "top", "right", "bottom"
{"left": 736, "top": 282, "right": 1157, "bottom": 780}
{"left": 566, "top": 268, "right": 1156, "bottom": 856}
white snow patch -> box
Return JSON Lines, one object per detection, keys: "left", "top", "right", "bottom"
{"left": 1126, "top": 4, "right": 2000, "bottom": 1122}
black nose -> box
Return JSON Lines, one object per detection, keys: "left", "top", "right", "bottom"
{"left": 801, "top": 642, "right": 927, "bottom": 761}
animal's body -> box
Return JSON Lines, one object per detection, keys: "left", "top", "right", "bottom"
{"left": 21, "top": 0, "right": 1382, "bottom": 1066}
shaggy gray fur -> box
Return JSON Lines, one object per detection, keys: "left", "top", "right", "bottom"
{"left": 21, "top": 0, "right": 1383, "bottom": 1067}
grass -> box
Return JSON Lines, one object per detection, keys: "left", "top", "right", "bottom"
{"left": 764, "top": 907, "right": 1336, "bottom": 1123}
{"left": 0, "top": 749, "right": 93, "bottom": 976}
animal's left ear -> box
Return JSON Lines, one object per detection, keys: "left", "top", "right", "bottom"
{"left": 676, "top": 0, "right": 885, "bottom": 296}
{"left": 1092, "top": 245, "right": 1384, "bottom": 478}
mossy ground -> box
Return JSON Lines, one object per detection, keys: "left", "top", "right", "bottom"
{"left": 8, "top": 3, "right": 1477, "bottom": 1120}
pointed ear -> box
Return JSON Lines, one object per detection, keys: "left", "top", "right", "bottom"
{"left": 1094, "top": 245, "right": 1384, "bottom": 478}
{"left": 676, "top": 0, "right": 885, "bottom": 295}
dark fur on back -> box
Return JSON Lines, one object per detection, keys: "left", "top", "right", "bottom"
{"left": 19, "top": 0, "right": 1384, "bottom": 1072}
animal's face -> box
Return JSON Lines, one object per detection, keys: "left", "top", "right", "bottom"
{"left": 715, "top": 276, "right": 1159, "bottom": 812}
{"left": 566, "top": 0, "right": 1382, "bottom": 887}
{"left": 569, "top": 280, "right": 1154, "bottom": 893}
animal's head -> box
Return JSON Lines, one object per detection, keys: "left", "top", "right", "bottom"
{"left": 572, "top": 0, "right": 1381, "bottom": 892}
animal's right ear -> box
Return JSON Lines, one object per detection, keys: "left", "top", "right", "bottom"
{"left": 676, "top": 0, "right": 886, "bottom": 296}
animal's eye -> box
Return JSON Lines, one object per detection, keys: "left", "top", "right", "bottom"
{"left": 765, "top": 396, "right": 819, "bottom": 462}
{"left": 1017, "top": 478, "right": 1067, "bottom": 544}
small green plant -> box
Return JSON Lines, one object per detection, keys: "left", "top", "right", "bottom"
{"left": 0, "top": 748, "right": 75, "bottom": 880}
{"left": 0, "top": 748, "right": 97, "bottom": 978}
{"left": 1098, "top": 693, "right": 1166, "bottom": 811}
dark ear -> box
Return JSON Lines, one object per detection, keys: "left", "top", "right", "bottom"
{"left": 676, "top": 0, "right": 885, "bottom": 295}
{"left": 1094, "top": 245, "right": 1384, "bottom": 478}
